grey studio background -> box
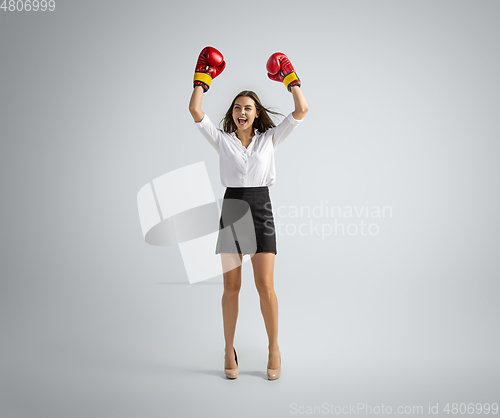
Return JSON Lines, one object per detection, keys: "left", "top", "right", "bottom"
{"left": 1, "top": 0, "right": 499, "bottom": 417}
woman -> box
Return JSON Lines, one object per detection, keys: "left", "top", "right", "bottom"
{"left": 188, "top": 46, "right": 308, "bottom": 380}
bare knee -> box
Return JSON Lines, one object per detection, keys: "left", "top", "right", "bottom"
{"left": 223, "top": 271, "right": 241, "bottom": 296}
{"left": 255, "top": 279, "right": 275, "bottom": 299}
{"left": 220, "top": 253, "right": 242, "bottom": 296}
{"left": 223, "top": 282, "right": 241, "bottom": 296}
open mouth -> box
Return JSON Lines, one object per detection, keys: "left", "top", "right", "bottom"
{"left": 238, "top": 118, "right": 247, "bottom": 126}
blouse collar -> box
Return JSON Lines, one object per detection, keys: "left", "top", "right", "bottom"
{"left": 231, "top": 128, "right": 260, "bottom": 139}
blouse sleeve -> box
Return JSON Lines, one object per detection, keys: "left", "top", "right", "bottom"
{"left": 270, "top": 112, "right": 302, "bottom": 150}
{"left": 194, "top": 113, "right": 222, "bottom": 154}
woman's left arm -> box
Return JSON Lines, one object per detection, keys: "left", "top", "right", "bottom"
{"left": 291, "top": 85, "right": 309, "bottom": 120}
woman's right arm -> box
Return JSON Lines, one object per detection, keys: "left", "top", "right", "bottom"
{"left": 189, "top": 46, "right": 225, "bottom": 122}
{"left": 189, "top": 85, "right": 205, "bottom": 123}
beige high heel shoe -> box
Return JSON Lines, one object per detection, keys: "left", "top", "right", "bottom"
{"left": 267, "top": 349, "right": 281, "bottom": 380}
{"left": 224, "top": 347, "right": 239, "bottom": 379}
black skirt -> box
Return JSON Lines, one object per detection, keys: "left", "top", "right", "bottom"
{"left": 216, "top": 186, "right": 277, "bottom": 255}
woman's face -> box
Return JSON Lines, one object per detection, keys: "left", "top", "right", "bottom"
{"left": 232, "top": 96, "right": 259, "bottom": 132}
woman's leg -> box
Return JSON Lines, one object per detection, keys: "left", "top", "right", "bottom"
{"left": 221, "top": 253, "right": 243, "bottom": 369}
{"left": 251, "top": 252, "right": 280, "bottom": 369}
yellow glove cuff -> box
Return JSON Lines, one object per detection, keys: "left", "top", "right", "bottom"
{"left": 283, "top": 72, "right": 298, "bottom": 88}
{"left": 194, "top": 72, "right": 212, "bottom": 87}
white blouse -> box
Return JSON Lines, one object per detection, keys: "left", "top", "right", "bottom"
{"left": 195, "top": 112, "right": 302, "bottom": 187}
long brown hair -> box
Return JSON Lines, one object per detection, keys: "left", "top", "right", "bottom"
{"left": 220, "top": 90, "right": 286, "bottom": 134}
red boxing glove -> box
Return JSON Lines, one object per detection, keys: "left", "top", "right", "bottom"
{"left": 266, "top": 52, "right": 301, "bottom": 92}
{"left": 193, "top": 46, "right": 226, "bottom": 93}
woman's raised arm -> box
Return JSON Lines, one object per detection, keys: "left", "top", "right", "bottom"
{"left": 266, "top": 52, "right": 308, "bottom": 120}
{"left": 189, "top": 85, "right": 205, "bottom": 123}
{"left": 290, "top": 85, "right": 308, "bottom": 121}
{"left": 189, "top": 46, "right": 226, "bottom": 123}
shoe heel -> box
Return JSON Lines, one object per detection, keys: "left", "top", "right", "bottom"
{"left": 224, "top": 347, "right": 239, "bottom": 379}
